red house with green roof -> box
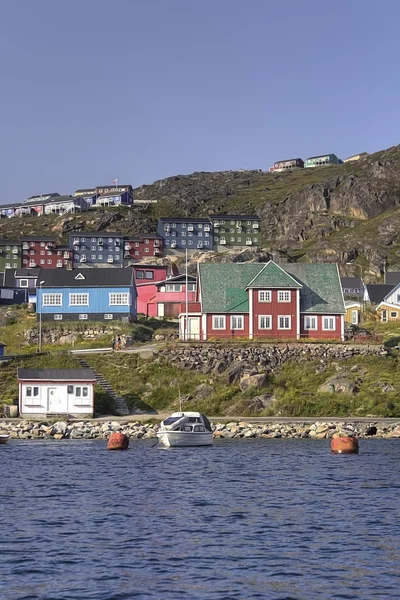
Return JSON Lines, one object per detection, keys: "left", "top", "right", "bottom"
{"left": 178, "top": 261, "right": 345, "bottom": 341}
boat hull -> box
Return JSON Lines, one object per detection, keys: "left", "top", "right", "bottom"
{"left": 0, "top": 435, "right": 10, "bottom": 445}
{"left": 157, "top": 431, "right": 213, "bottom": 447}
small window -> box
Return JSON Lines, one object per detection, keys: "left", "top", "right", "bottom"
{"left": 136, "top": 270, "right": 144, "bottom": 279}
{"left": 145, "top": 271, "right": 154, "bottom": 280}
{"left": 390, "top": 311, "right": 397, "bottom": 318}
{"left": 258, "top": 290, "right": 271, "bottom": 302}
{"left": 26, "top": 387, "right": 32, "bottom": 396}
{"left": 40, "top": 250, "right": 45, "bottom": 255}
{"left": 82, "top": 387, "right": 88, "bottom": 397}
{"left": 54, "top": 314, "right": 63, "bottom": 320}
{"left": 230, "top": 315, "right": 244, "bottom": 330}
{"left": 67, "top": 385, "right": 74, "bottom": 394}
{"left": 104, "top": 314, "right": 113, "bottom": 320}
{"left": 144, "top": 248, "right": 149, "bottom": 253}
{"left": 91, "top": 254, "right": 96, "bottom": 260}
{"left": 304, "top": 316, "right": 317, "bottom": 330}
{"left": 20, "top": 279, "right": 28, "bottom": 288}
{"left": 40, "top": 260, "right": 45, "bottom": 265}
{"left": 212, "top": 315, "right": 226, "bottom": 330}
{"left": 75, "top": 387, "right": 81, "bottom": 396}
{"left": 40, "top": 242, "right": 45, "bottom": 247}
{"left": 322, "top": 317, "right": 336, "bottom": 331}
{"left": 79, "top": 314, "right": 88, "bottom": 320}
{"left": 278, "top": 290, "right": 291, "bottom": 302}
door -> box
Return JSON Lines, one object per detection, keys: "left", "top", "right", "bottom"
{"left": 351, "top": 310, "right": 358, "bottom": 324}
{"left": 188, "top": 317, "right": 200, "bottom": 340}
{"left": 382, "top": 310, "right": 388, "bottom": 323}
{"left": 47, "top": 388, "right": 61, "bottom": 413}
{"left": 157, "top": 303, "right": 164, "bottom": 317}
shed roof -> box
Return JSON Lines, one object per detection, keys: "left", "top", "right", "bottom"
{"left": 18, "top": 368, "right": 96, "bottom": 381}
{"left": 365, "top": 284, "right": 394, "bottom": 304}
{"left": 198, "top": 261, "right": 345, "bottom": 314}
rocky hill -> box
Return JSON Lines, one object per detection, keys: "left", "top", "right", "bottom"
{"left": 1, "top": 144, "right": 400, "bottom": 280}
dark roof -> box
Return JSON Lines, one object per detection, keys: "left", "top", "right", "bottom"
{"left": 385, "top": 271, "right": 400, "bottom": 286}
{"left": 340, "top": 277, "right": 363, "bottom": 289}
{"left": 14, "top": 268, "right": 40, "bottom": 278}
{"left": 42, "top": 195, "right": 76, "bottom": 205}
{"left": 159, "top": 217, "right": 211, "bottom": 223}
{"left": 0, "top": 239, "right": 21, "bottom": 245}
{"left": 306, "top": 154, "right": 338, "bottom": 160}
{"left": 365, "top": 284, "right": 394, "bottom": 304}
{"left": 274, "top": 158, "right": 304, "bottom": 164}
{"left": 70, "top": 231, "right": 123, "bottom": 237}
{"left": 208, "top": 214, "right": 261, "bottom": 220}
{"left": 21, "top": 235, "right": 56, "bottom": 241}
{"left": 26, "top": 193, "right": 60, "bottom": 200}
{"left": 37, "top": 268, "right": 134, "bottom": 287}
{"left": 0, "top": 202, "right": 29, "bottom": 209}
{"left": 3, "top": 270, "right": 15, "bottom": 287}
{"left": 96, "top": 184, "right": 132, "bottom": 189}
{"left": 18, "top": 368, "right": 96, "bottom": 381}
{"left": 127, "top": 235, "right": 162, "bottom": 241}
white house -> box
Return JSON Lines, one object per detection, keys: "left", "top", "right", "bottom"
{"left": 18, "top": 368, "right": 96, "bottom": 418}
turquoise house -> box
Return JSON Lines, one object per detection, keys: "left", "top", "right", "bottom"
{"left": 36, "top": 268, "right": 137, "bottom": 322}
{"left": 304, "top": 154, "right": 343, "bottom": 168}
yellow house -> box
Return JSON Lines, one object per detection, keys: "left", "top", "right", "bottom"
{"left": 376, "top": 303, "right": 400, "bottom": 322}
{"left": 344, "top": 301, "right": 361, "bottom": 324}
{"left": 343, "top": 152, "right": 369, "bottom": 163}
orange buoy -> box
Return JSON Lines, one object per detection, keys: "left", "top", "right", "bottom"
{"left": 107, "top": 432, "right": 129, "bottom": 451}
{"left": 331, "top": 436, "right": 359, "bottom": 454}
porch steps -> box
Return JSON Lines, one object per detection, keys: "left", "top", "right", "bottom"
{"left": 74, "top": 357, "right": 130, "bottom": 416}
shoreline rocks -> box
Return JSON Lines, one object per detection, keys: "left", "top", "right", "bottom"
{"left": 1, "top": 419, "right": 399, "bottom": 440}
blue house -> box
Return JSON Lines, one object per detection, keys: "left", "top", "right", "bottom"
{"left": 94, "top": 185, "right": 134, "bottom": 207}
{"left": 69, "top": 232, "right": 124, "bottom": 267}
{"left": 36, "top": 268, "right": 137, "bottom": 322}
{"left": 157, "top": 218, "right": 214, "bottom": 252}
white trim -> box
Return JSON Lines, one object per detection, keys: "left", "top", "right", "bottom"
{"left": 278, "top": 315, "right": 291, "bottom": 330}
{"left": 249, "top": 290, "right": 253, "bottom": 339}
{"left": 109, "top": 292, "right": 130, "bottom": 306}
{"left": 42, "top": 293, "right": 62, "bottom": 307}
{"left": 201, "top": 313, "right": 207, "bottom": 340}
{"left": 69, "top": 293, "right": 89, "bottom": 306}
{"left": 277, "top": 290, "right": 291, "bottom": 302}
{"left": 296, "top": 289, "right": 300, "bottom": 339}
{"left": 230, "top": 315, "right": 244, "bottom": 330}
{"left": 212, "top": 315, "right": 226, "bottom": 330}
{"left": 245, "top": 260, "right": 302, "bottom": 289}
{"left": 322, "top": 316, "right": 336, "bottom": 331}
{"left": 304, "top": 315, "right": 318, "bottom": 330}
{"left": 258, "top": 290, "right": 271, "bottom": 302}
{"left": 258, "top": 315, "right": 272, "bottom": 330}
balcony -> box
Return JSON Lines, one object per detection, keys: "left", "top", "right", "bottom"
{"left": 219, "top": 239, "right": 226, "bottom": 245}
{"left": 187, "top": 225, "right": 194, "bottom": 232}
{"left": 204, "top": 225, "right": 210, "bottom": 232}
{"left": 12, "top": 247, "right": 19, "bottom": 253}
{"left": 107, "top": 257, "right": 114, "bottom": 263}
{"left": 171, "top": 241, "right": 177, "bottom": 248}
{"left": 124, "top": 244, "right": 131, "bottom": 250}
{"left": 73, "top": 238, "right": 80, "bottom": 245}
{"left": 246, "top": 240, "right": 253, "bottom": 246}
{"left": 252, "top": 223, "right": 259, "bottom": 229}
{"left": 22, "top": 243, "right": 29, "bottom": 250}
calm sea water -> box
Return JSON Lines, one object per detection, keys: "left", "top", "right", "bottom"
{"left": 0, "top": 438, "right": 399, "bottom": 600}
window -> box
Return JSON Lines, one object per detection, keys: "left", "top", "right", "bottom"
{"left": 278, "top": 315, "right": 291, "bottom": 329}
{"left": 69, "top": 293, "right": 89, "bottom": 306}
{"left": 104, "top": 314, "right": 113, "bottom": 319}
{"left": 204, "top": 241, "right": 209, "bottom": 246}
{"left": 47, "top": 251, "right": 52, "bottom": 256}
{"left": 20, "top": 279, "right": 28, "bottom": 288}
{"left": 181, "top": 223, "right": 186, "bottom": 228}
{"left": 144, "top": 239, "right": 149, "bottom": 244}
{"left": 397, "top": 294, "right": 400, "bottom": 304}
{"left": 258, "top": 315, "right": 272, "bottom": 329}
{"left": 136, "top": 270, "right": 144, "bottom": 279}
{"left": 144, "top": 248, "right": 149, "bottom": 253}
{"left": 304, "top": 316, "right": 317, "bottom": 330}
{"left": 54, "top": 314, "right": 63, "bottom": 320}
{"left": 322, "top": 317, "right": 336, "bottom": 331}
{"left": 78, "top": 314, "right": 88, "bottom": 320}
{"left": 165, "top": 284, "right": 182, "bottom": 292}
{"left": 187, "top": 283, "right": 196, "bottom": 291}
{"left": 43, "top": 293, "right": 62, "bottom": 306}
{"left": 67, "top": 385, "right": 74, "bottom": 394}
{"left": 98, "top": 255, "right": 103, "bottom": 260}
{"left": 212, "top": 315, "right": 226, "bottom": 330}
{"left": 188, "top": 232, "right": 193, "bottom": 237}
{"left": 57, "top": 260, "right": 62, "bottom": 267}
{"left": 351, "top": 310, "right": 358, "bottom": 324}
{"left": 236, "top": 237, "right": 242, "bottom": 242}
{"left": 47, "top": 260, "right": 52, "bottom": 264}
{"left": 40, "top": 250, "right": 45, "bottom": 255}
{"left": 134, "top": 250, "right": 139, "bottom": 255}
{"left": 230, "top": 315, "right": 244, "bottom": 330}
{"left": 91, "top": 254, "right": 96, "bottom": 260}
{"left": 390, "top": 311, "right": 397, "bottom": 318}
{"left": 40, "top": 242, "right": 45, "bottom": 247}
{"left": 181, "top": 240, "right": 186, "bottom": 245}
{"left": 205, "top": 232, "right": 209, "bottom": 237}
{"left": 145, "top": 271, "right": 154, "bottom": 280}
{"left": 198, "top": 232, "right": 203, "bottom": 237}
{"left": 91, "top": 246, "right": 96, "bottom": 251}
{"left": 75, "top": 387, "right": 81, "bottom": 396}
{"left": 258, "top": 290, "right": 271, "bottom": 302}
{"left": 188, "top": 240, "right": 193, "bottom": 245}
{"left": 40, "top": 260, "right": 45, "bottom": 265}
{"left": 109, "top": 292, "right": 129, "bottom": 305}
{"left": 198, "top": 223, "right": 202, "bottom": 229}
{"left": 278, "top": 290, "right": 291, "bottom": 302}
{"left": 230, "top": 237, "right": 235, "bottom": 242}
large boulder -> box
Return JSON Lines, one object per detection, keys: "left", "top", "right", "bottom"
{"left": 318, "top": 374, "right": 359, "bottom": 394}
{"left": 239, "top": 372, "right": 269, "bottom": 392}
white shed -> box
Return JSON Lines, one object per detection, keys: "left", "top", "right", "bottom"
{"left": 18, "top": 368, "right": 97, "bottom": 419}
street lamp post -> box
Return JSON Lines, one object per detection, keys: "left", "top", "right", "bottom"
{"left": 346, "top": 262, "right": 363, "bottom": 323}
{"left": 38, "top": 280, "right": 45, "bottom": 352}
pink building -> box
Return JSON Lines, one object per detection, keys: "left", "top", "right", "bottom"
{"left": 137, "top": 274, "right": 197, "bottom": 318}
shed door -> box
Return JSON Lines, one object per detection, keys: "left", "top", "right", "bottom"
{"left": 157, "top": 303, "right": 164, "bottom": 317}
{"left": 382, "top": 310, "right": 388, "bottom": 323}
{"left": 351, "top": 310, "right": 358, "bottom": 324}
{"left": 47, "top": 388, "right": 61, "bottom": 413}
{"left": 188, "top": 317, "right": 200, "bottom": 340}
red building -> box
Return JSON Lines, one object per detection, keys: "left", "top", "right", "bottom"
{"left": 124, "top": 236, "right": 163, "bottom": 262}
{"left": 21, "top": 236, "right": 73, "bottom": 269}
{"left": 136, "top": 273, "right": 197, "bottom": 318}
{"left": 178, "top": 261, "right": 345, "bottom": 341}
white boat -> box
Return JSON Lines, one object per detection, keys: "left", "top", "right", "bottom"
{"left": 157, "top": 411, "right": 213, "bottom": 447}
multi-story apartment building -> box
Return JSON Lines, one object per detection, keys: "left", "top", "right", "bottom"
{"left": 21, "top": 236, "right": 73, "bottom": 269}
{"left": 124, "top": 235, "right": 163, "bottom": 262}
{"left": 208, "top": 214, "right": 261, "bottom": 250}
{"left": 157, "top": 218, "right": 214, "bottom": 252}
{"left": 0, "top": 239, "right": 22, "bottom": 271}
{"left": 69, "top": 232, "right": 124, "bottom": 268}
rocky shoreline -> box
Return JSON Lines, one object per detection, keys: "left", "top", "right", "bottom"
{"left": 1, "top": 419, "right": 400, "bottom": 440}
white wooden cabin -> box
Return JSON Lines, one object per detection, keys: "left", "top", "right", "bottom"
{"left": 18, "top": 368, "right": 96, "bottom": 419}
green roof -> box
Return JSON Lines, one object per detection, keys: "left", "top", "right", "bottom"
{"left": 198, "top": 261, "right": 345, "bottom": 314}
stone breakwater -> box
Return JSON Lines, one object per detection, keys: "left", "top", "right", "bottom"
{"left": 1, "top": 420, "right": 400, "bottom": 440}
{"left": 155, "top": 343, "right": 387, "bottom": 375}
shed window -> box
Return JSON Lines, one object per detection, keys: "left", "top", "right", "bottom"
{"left": 390, "top": 311, "right": 397, "bottom": 318}
{"left": 20, "top": 279, "right": 28, "bottom": 288}
{"left": 54, "top": 314, "right": 63, "bottom": 320}
{"left": 258, "top": 315, "right": 272, "bottom": 329}
{"left": 78, "top": 314, "right": 88, "bottom": 320}
{"left": 67, "top": 385, "right": 74, "bottom": 394}
{"left": 322, "top": 317, "right": 336, "bottom": 331}
{"left": 136, "top": 270, "right": 144, "bottom": 279}
{"left": 104, "top": 314, "right": 113, "bottom": 319}
{"left": 145, "top": 271, "right": 154, "bottom": 280}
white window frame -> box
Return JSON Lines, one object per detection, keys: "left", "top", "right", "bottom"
{"left": 278, "top": 315, "right": 291, "bottom": 330}
{"left": 78, "top": 314, "right": 88, "bottom": 320}
{"left": 212, "top": 315, "right": 226, "bottom": 330}
{"left": 351, "top": 310, "right": 358, "bottom": 324}
{"left": 230, "top": 315, "right": 244, "bottom": 330}
{"left": 258, "top": 290, "right": 271, "bottom": 303}
{"left": 109, "top": 292, "right": 130, "bottom": 306}
{"left": 69, "top": 293, "right": 89, "bottom": 306}
{"left": 54, "top": 314, "right": 63, "bottom": 320}
{"left": 278, "top": 290, "right": 291, "bottom": 303}
{"left": 104, "top": 314, "right": 113, "bottom": 320}
{"left": 258, "top": 315, "right": 272, "bottom": 330}
{"left": 304, "top": 316, "right": 318, "bottom": 330}
{"left": 43, "top": 293, "right": 62, "bottom": 307}
{"left": 322, "top": 316, "right": 336, "bottom": 331}
{"left": 19, "top": 279, "right": 28, "bottom": 288}
{"left": 390, "top": 311, "right": 397, "bottom": 318}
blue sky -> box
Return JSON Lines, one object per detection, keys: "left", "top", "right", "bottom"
{"left": 1, "top": 0, "right": 399, "bottom": 201}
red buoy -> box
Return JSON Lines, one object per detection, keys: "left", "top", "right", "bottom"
{"left": 331, "top": 436, "right": 359, "bottom": 454}
{"left": 107, "top": 432, "right": 129, "bottom": 450}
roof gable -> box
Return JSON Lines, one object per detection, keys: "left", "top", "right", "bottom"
{"left": 246, "top": 261, "right": 302, "bottom": 289}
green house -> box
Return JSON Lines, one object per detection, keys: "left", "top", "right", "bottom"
{"left": 209, "top": 214, "right": 261, "bottom": 249}
{"left": 304, "top": 154, "right": 342, "bottom": 168}
{"left": 0, "top": 239, "right": 21, "bottom": 272}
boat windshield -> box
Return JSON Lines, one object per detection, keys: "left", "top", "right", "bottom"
{"left": 163, "top": 417, "right": 183, "bottom": 426}
{"left": 201, "top": 414, "right": 212, "bottom": 432}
